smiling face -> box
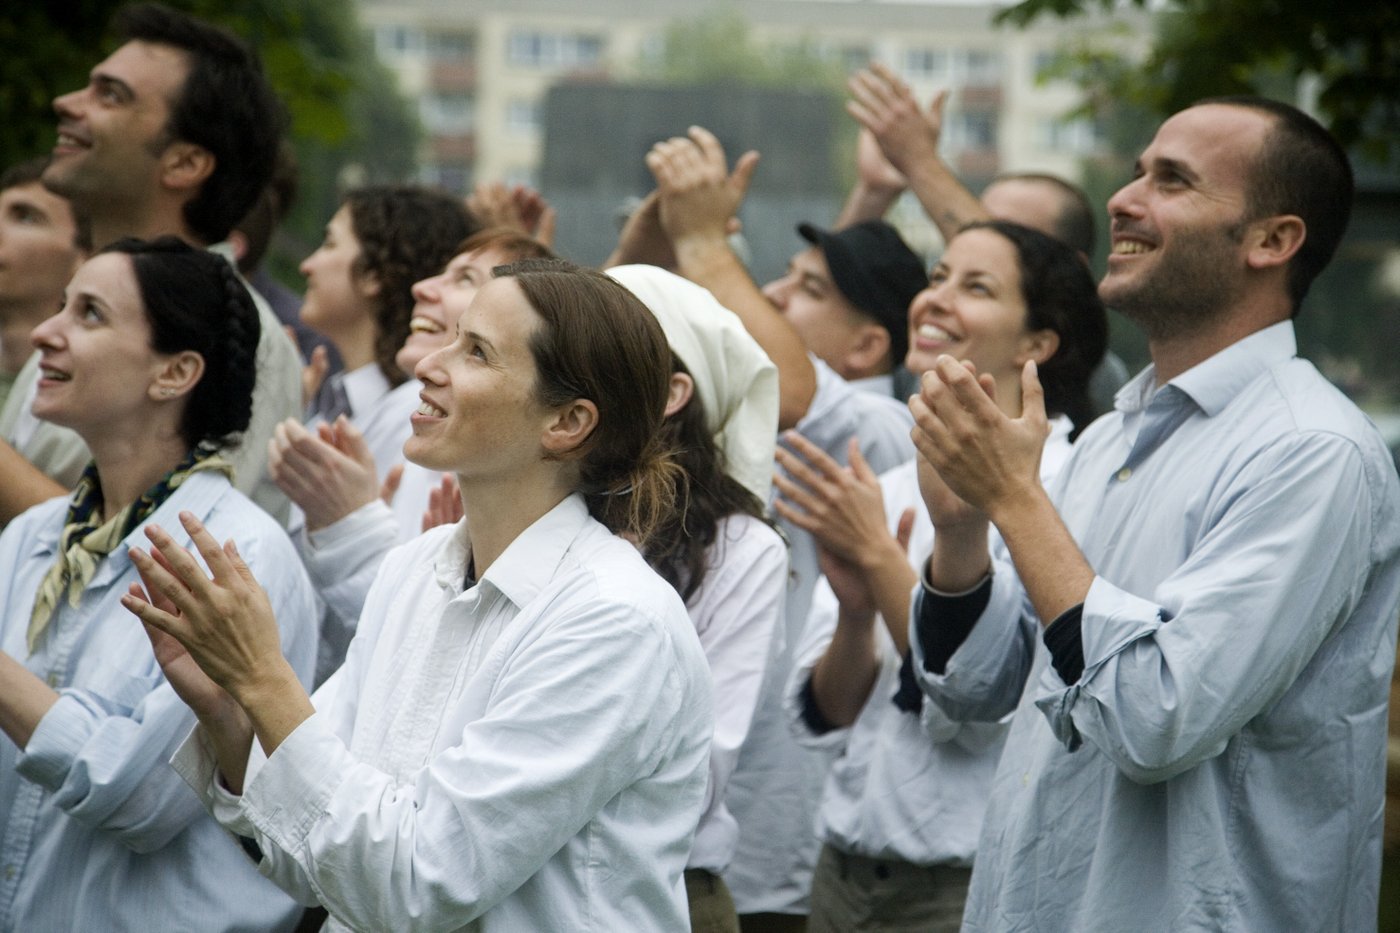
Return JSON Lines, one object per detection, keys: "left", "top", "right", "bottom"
{"left": 404, "top": 276, "right": 557, "bottom": 480}
{"left": 29, "top": 252, "right": 170, "bottom": 444}
{"left": 43, "top": 41, "right": 190, "bottom": 215}
{"left": 395, "top": 246, "right": 512, "bottom": 376}
{"left": 0, "top": 182, "right": 84, "bottom": 320}
{"left": 906, "top": 227, "right": 1056, "bottom": 394}
{"left": 1100, "top": 104, "right": 1271, "bottom": 340}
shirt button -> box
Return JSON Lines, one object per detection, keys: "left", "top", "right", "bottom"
{"left": 1115, "top": 467, "right": 1132, "bottom": 482}
{"left": 46, "top": 673, "right": 60, "bottom": 688}
{"left": 3, "top": 865, "right": 14, "bottom": 880}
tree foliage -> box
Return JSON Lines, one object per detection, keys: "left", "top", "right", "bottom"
{"left": 999, "top": 0, "right": 1400, "bottom": 164}
{"left": 0, "top": 0, "right": 420, "bottom": 265}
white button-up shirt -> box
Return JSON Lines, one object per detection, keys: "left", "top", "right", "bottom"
{"left": 177, "top": 494, "right": 714, "bottom": 932}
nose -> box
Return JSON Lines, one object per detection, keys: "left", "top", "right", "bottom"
{"left": 1106, "top": 174, "right": 1146, "bottom": 222}
{"left": 53, "top": 87, "right": 84, "bottom": 120}
{"left": 411, "top": 273, "right": 443, "bottom": 304}
{"left": 762, "top": 275, "right": 792, "bottom": 311}
{"left": 414, "top": 344, "right": 447, "bottom": 386}
{"left": 31, "top": 311, "right": 65, "bottom": 350}
{"left": 298, "top": 252, "right": 315, "bottom": 278}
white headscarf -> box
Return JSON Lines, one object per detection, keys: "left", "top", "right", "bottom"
{"left": 607, "top": 264, "right": 779, "bottom": 502}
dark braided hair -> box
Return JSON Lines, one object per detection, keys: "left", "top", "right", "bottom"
{"left": 344, "top": 186, "right": 478, "bottom": 385}
{"left": 100, "top": 236, "right": 259, "bottom": 449}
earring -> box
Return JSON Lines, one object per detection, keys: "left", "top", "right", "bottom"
{"left": 160, "top": 387, "right": 175, "bottom": 398}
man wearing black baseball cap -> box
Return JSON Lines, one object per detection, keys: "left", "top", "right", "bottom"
{"left": 762, "top": 219, "right": 925, "bottom": 397}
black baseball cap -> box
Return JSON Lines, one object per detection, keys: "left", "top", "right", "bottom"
{"left": 797, "top": 220, "right": 926, "bottom": 366}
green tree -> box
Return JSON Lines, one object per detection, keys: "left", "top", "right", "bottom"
{"left": 0, "top": 0, "right": 420, "bottom": 273}
{"left": 1001, "top": 0, "right": 1400, "bottom": 163}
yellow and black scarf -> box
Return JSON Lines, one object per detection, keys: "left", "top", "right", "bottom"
{"left": 26, "top": 445, "right": 234, "bottom": 654}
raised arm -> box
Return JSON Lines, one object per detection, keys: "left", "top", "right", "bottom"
{"left": 647, "top": 126, "right": 816, "bottom": 429}
{"left": 847, "top": 64, "right": 990, "bottom": 242}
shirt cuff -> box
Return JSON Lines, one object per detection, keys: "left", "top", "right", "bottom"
{"left": 914, "top": 575, "right": 993, "bottom": 675}
{"left": 240, "top": 711, "right": 349, "bottom": 857}
{"left": 1042, "top": 603, "right": 1086, "bottom": 685}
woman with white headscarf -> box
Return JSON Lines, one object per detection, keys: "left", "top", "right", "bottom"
{"left": 610, "top": 265, "right": 789, "bottom": 933}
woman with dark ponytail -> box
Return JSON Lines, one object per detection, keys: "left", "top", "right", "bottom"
{"left": 609, "top": 264, "right": 788, "bottom": 933}
{"left": 125, "top": 259, "right": 714, "bottom": 932}
{"left": 0, "top": 237, "right": 316, "bottom": 932}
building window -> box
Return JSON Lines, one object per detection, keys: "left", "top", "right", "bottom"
{"left": 506, "top": 99, "right": 541, "bottom": 136}
{"left": 427, "top": 31, "right": 474, "bottom": 63}
{"left": 903, "top": 48, "right": 948, "bottom": 81}
{"left": 1038, "top": 117, "right": 1106, "bottom": 155}
{"left": 947, "top": 112, "right": 998, "bottom": 151}
{"left": 421, "top": 92, "right": 474, "bottom": 135}
{"left": 375, "top": 25, "right": 424, "bottom": 58}
{"left": 506, "top": 31, "right": 604, "bottom": 70}
{"left": 960, "top": 49, "right": 1001, "bottom": 85}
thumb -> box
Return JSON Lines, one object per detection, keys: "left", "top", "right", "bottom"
{"left": 1021, "top": 360, "right": 1047, "bottom": 429}
{"left": 848, "top": 438, "right": 876, "bottom": 483}
{"left": 334, "top": 415, "right": 374, "bottom": 466}
{"left": 379, "top": 463, "right": 404, "bottom": 505}
{"left": 895, "top": 507, "right": 916, "bottom": 555}
{"left": 730, "top": 150, "right": 761, "bottom": 197}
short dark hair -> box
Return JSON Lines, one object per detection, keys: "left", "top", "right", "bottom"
{"left": 991, "top": 172, "right": 1097, "bottom": 256}
{"left": 499, "top": 258, "right": 679, "bottom": 546}
{"left": 1194, "top": 95, "right": 1353, "bottom": 314}
{"left": 1, "top": 157, "right": 91, "bottom": 251}
{"left": 344, "top": 185, "right": 478, "bottom": 385}
{"left": 101, "top": 236, "right": 259, "bottom": 449}
{"left": 232, "top": 140, "right": 298, "bottom": 275}
{"left": 115, "top": 3, "right": 286, "bottom": 245}
{"left": 960, "top": 220, "right": 1108, "bottom": 439}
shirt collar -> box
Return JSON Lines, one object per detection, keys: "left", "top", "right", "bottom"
{"left": 338, "top": 363, "right": 392, "bottom": 418}
{"left": 848, "top": 372, "right": 895, "bottom": 396}
{"left": 431, "top": 493, "right": 592, "bottom": 609}
{"left": 1114, "top": 321, "right": 1297, "bottom": 417}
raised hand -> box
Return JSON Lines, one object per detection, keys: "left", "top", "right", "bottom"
{"left": 422, "top": 473, "right": 463, "bottom": 532}
{"left": 847, "top": 63, "right": 947, "bottom": 179}
{"left": 646, "top": 126, "right": 760, "bottom": 246}
{"left": 772, "top": 432, "right": 896, "bottom": 568}
{"left": 267, "top": 416, "right": 380, "bottom": 531}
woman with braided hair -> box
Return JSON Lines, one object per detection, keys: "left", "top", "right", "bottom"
{"left": 0, "top": 237, "right": 317, "bottom": 931}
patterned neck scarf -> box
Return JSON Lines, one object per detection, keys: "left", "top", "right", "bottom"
{"left": 26, "top": 445, "right": 234, "bottom": 654}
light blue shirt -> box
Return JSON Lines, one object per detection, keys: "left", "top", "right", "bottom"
{"left": 913, "top": 322, "right": 1400, "bottom": 931}
{"left": 0, "top": 471, "right": 318, "bottom": 932}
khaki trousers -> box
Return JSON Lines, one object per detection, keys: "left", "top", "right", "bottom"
{"left": 806, "top": 844, "right": 971, "bottom": 933}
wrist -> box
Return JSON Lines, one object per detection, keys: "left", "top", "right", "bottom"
{"left": 227, "top": 658, "right": 300, "bottom": 713}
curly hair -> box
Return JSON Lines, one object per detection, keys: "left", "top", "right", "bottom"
{"left": 345, "top": 186, "right": 478, "bottom": 385}
{"left": 100, "top": 236, "right": 259, "bottom": 449}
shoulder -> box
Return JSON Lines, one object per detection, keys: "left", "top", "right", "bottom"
{"left": 798, "top": 360, "right": 913, "bottom": 469}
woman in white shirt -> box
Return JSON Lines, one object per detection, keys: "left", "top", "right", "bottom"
{"left": 293, "top": 185, "right": 475, "bottom": 487}
{"left": 0, "top": 237, "right": 317, "bottom": 932}
{"left": 772, "top": 221, "right": 1108, "bottom": 932}
{"left": 124, "top": 259, "right": 714, "bottom": 932}
{"left": 273, "top": 228, "right": 556, "bottom": 681}
{"left": 610, "top": 265, "right": 789, "bottom": 933}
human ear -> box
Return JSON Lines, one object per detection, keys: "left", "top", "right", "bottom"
{"left": 1245, "top": 215, "right": 1306, "bottom": 271}
{"left": 846, "top": 323, "right": 892, "bottom": 374}
{"left": 1014, "top": 329, "right": 1060, "bottom": 367}
{"left": 151, "top": 350, "right": 204, "bottom": 401}
{"left": 663, "top": 372, "right": 694, "bottom": 418}
{"left": 159, "top": 142, "right": 215, "bottom": 195}
{"left": 541, "top": 398, "right": 600, "bottom": 457}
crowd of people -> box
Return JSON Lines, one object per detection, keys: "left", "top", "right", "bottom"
{"left": 0, "top": 4, "right": 1396, "bottom": 932}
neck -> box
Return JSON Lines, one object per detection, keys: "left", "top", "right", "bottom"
{"left": 88, "top": 201, "right": 204, "bottom": 252}
{"left": 457, "top": 467, "right": 574, "bottom": 578}
{"left": 88, "top": 428, "right": 190, "bottom": 518}
{"left": 0, "top": 310, "right": 50, "bottom": 376}
{"left": 1147, "top": 302, "right": 1290, "bottom": 385}
{"left": 327, "top": 319, "right": 378, "bottom": 373}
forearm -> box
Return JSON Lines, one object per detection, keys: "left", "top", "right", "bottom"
{"left": 0, "top": 441, "right": 68, "bottom": 525}
{"left": 904, "top": 156, "right": 990, "bottom": 243}
{"left": 808, "top": 609, "right": 880, "bottom": 728}
{"left": 835, "top": 180, "right": 902, "bottom": 229}
{"left": 925, "top": 520, "right": 993, "bottom": 594}
{"left": 988, "top": 486, "right": 1094, "bottom": 625}
{"left": 861, "top": 538, "right": 920, "bottom": 655}
{"left": 195, "top": 701, "right": 257, "bottom": 795}
{"left": 234, "top": 660, "right": 316, "bottom": 765}
{"left": 673, "top": 233, "right": 816, "bottom": 428}
{"left": 0, "top": 652, "right": 59, "bottom": 749}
